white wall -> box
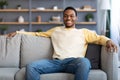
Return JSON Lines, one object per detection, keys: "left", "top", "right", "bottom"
{"left": 111, "top": 0, "right": 120, "bottom": 61}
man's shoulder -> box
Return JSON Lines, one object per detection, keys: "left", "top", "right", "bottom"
{"left": 79, "top": 28, "right": 95, "bottom": 32}
{"left": 78, "top": 28, "right": 89, "bottom": 31}
{"left": 78, "top": 28, "right": 97, "bottom": 35}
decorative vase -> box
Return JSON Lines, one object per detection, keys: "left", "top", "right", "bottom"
{"left": 2, "top": 5, "right": 7, "bottom": 9}
{"left": 37, "top": 16, "right": 41, "bottom": 22}
{"left": 17, "top": 5, "right": 22, "bottom": 10}
{"left": 18, "top": 16, "right": 24, "bottom": 23}
{"left": 88, "top": 18, "right": 93, "bottom": 22}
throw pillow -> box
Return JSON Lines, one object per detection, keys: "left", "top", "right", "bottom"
{"left": 85, "top": 44, "right": 101, "bottom": 69}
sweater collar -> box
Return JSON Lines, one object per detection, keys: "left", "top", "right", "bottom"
{"left": 63, "top": 27, "right": 76, "bottom": 30}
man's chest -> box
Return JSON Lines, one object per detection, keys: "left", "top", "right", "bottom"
{"left": 51, "top": 30, "right": 86, "bottom": 44}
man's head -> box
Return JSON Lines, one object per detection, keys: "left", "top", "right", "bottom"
{"left": 63, "top": 6, "right": 78, "bottom": 28}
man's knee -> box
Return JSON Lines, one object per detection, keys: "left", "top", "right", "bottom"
{"left": 76, "top": 58, "right": 91, "bottom": 69}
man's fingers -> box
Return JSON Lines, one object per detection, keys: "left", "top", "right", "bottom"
{"left": 6, "top": 32, "right": 17, "bottom": 38}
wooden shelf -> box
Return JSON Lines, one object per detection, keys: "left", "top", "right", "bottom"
{"left": 32, "top": 22, "right": 63, "bottom": 24}
{"left": 0, "top": 9, "right": 96, "bottom": 12}
{"left": 32, "top": 22, "right": 96, "bottom": 25}
{"left": 0, "top": 8, "right": 96, "bottom": 25}
{"left": 0, "top": 9, "right": 29, "bottom": 12}
{"left": 0, "top": 22, "right": 96, "bottom": 25}
{"left": 0, "top": 22, "right": 29, "bottom": 24}
{"left": 31, "top": 9, "right": 63, "bottom": 12}
{"left": 31, "top": 9, "right": 96, "bottom": 12}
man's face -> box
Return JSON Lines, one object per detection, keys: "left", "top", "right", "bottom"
{"left": 63, "top": 9, "right": 77, "bottom": 28}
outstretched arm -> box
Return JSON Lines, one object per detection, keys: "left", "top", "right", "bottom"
{"left": 6, "top": 27, "right": 58, "bottom": 38}
{"left": 83, "top": 29, "right": 118, "bottom": 53}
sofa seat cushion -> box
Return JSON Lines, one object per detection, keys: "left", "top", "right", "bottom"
{"left": 88, "top": 69, "right": 107, "bottom": 80}
{"left": 0, "top": 68, "right": 19, "bottom": 80}
{"left": 15, "top": 68, "right": 107, "bottom": 80}
{"left": 41, "top": 69, "right": 107, "bottom": 80}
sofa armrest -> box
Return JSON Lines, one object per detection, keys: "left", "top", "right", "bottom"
{"left": 101, "top": 46, "right": 119, "bottom": 80}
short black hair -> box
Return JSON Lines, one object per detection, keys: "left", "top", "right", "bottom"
{"left": 63, "top": 6, "right": 77, "bottom": 16}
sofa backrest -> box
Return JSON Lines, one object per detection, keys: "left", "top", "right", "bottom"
{"left": 0, "top": 34, "right": 21, "bottom": 68}
{"left": 20, "top": 34, "right": 53, "bottom": 68}
{"left": 20, "top": 34, "right": 101, "bottom": 69}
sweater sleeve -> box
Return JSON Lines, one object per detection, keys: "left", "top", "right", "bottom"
{"left": 16, "top": 27, "right": 58, "bottom": 37}
{"left": 83, "top": 29, "right": 110, "bottom": 46}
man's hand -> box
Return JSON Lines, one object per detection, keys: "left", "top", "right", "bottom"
{"left": 6, "top": 32, "right": 17, "bottom": 38}
{"left": 106, "top": 40, "right": 118, "bottom": 53}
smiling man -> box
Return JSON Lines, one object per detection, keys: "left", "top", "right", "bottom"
{"left": 63, "top": 7, "right": 77, "bottom": 28}
{"left": 7, "top": 7, "right": 117, "bottom": 80}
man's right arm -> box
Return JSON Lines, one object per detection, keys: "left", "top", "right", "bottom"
{"left": 6, "top": 27, "right": 58, "bottom": 38}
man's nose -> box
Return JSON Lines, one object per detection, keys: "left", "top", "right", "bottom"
{"left": 67, "top": 16, "right": 71, "bottom": 19}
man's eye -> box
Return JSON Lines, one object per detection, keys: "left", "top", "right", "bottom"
{"left": 64, "top": 15, "right": 75, "bottom": 18}
{"left": 64, "top": 15, "right": 67, "bottom": 18}
{"left": 71, "top": 16, "right": 75, "bottom": 18}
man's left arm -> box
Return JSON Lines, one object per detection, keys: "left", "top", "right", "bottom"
{"left": 83, "top": 29, "right": 118, "bottom": 52}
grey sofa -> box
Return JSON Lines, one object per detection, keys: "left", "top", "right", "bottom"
{"left": 0, "top": 34, "right": 119, "bottom": 80}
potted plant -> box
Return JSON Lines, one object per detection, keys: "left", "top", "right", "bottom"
{"left": 85, "top": 13, "right": 94, "bottom": 22}
{"left": 35, "top": 29, "right": 42, "bottom": 32}
{"left": 17, "top": 4, "right": 21, "bottom": 10}
{"left": 0, "top": 25, "right": 8, "bottom": 34}
{"left": 0, "top": 0, "right": 8, "bottom": 9}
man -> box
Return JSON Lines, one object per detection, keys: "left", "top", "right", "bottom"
{"left": 7, "top": 7, "right": 117, "bottom": 80}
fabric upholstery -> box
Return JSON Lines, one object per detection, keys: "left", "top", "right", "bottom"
{"left": 41, "top": 70, "right": 107, "bottom": 80}
{"left": 0, "top": 34, "right": 118, "bottom": 80}
{"left": 0, "top": 34, "right": 21, "bottom": 67}
{"left": 101, "top": 46, "right": 119, "bottom": 80}
{"left": 15, "top": 67, "right": 107, "bottom": 80}
{"left": 20, "top": 34, "right": 53, "bottom": 68}
{"left": 0, "top": 68, "right": 19, "bottom": 80}
{"left": 86, "top": 44, "right": 101, "bottom": 69}
{"left": 15, "top": 68, "right": 25, "bottom": 80}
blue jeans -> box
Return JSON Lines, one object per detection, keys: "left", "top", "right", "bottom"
{"left": 26, "top": 58, "right": 91, "bottom": 80}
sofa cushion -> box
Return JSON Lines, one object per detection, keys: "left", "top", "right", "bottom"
{"left": 85, "top": 44, "right": 101, "bottom": 69}
{"left": 41, "top": 70, "right": 107, "bottom": 80}
{"left": 0, "top": 34, "right": 21, "bottom": 67}
{"left": 15, "top": 68, "right": 25, "bottom": 80}
{"left": 20, "top": 34, "right": 53, "bottom": 68}
{"left": 15, "top": 68, "right": 107, "bottom": 80}
{"left": 0, "top": 68, "right": 19, "bottom": 80}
